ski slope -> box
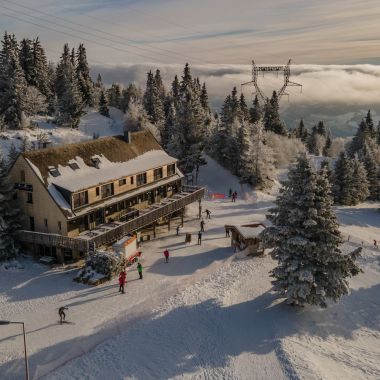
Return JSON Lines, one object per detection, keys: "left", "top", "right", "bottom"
{"left": 0, "top": 156, "right": 379, "bottom": 380}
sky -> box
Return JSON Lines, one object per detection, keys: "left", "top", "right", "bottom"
{"left": 1, "top": 0, "right": 380, "bottom": 133}
{"left": 1, "top": 0, "right": 380, "bottom": 65}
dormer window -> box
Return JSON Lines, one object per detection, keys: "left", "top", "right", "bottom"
{"left": 69, "top": 162, "right": 80, "bottom": 170}
{"left": 48, "top": 166, "right": 60, "bottom": 177}
{"left": 91, "top": 157, "right": 101, "bottom": 169}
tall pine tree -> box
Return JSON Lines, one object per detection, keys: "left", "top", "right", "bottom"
{"left": 262, "top": 154, "right": 361, "bottom": 308}
{"left": 0, "top": 154, "right": 21, "bottom": 260}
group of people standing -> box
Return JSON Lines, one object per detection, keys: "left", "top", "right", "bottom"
{"left": 118, "top": 261, "right": 143, "bottom": 294}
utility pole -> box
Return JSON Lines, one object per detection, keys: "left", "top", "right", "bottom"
{"left": 241, "top": 59, "right": 302, "bottom": 103}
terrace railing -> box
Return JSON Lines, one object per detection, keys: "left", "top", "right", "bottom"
{"left": 18, "top": 185, "right": 205, "bottom": 252}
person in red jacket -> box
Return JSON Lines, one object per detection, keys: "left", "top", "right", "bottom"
{"left": 164, "top": 249, "right": 169, "bottom": 263}
{"left": 118, "top": 270, "right": 126, "bottom": 294}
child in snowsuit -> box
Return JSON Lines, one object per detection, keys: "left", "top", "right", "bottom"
{"left": 164, "top": 249, "right": 169, "bottom": 263}
{"left": 137, "top": 263, "right": 143, "bottom": 279}
{"left": 118, "top": 270, "right": 126, "bottom": 293}
{"left": 58, "top": 306, "right": 68, "bottom": 323}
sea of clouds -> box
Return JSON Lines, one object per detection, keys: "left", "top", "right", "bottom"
{"left": 91, "top": 63, "right": 380, "bottom": 137}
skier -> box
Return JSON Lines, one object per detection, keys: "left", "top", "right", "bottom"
{"left": 118, "top": 270, "right": 126, "bottom": 294}
{"left": 164, "top": 249, "right": 170, "bottom": 263}
{"left": 204, "top": 209, "right": 211, "bottom": 219}
{"left": 176, "top": 225, "right": 180, "bottom": 236}
{"left": 58, "top": 306, "right": 68, "bottom": 324}
{"left": 200, "top": 219, "right": 205, "bottom": 232}
{"left": 197, "top": 231, "right": 202, "bottom": 245}
{"left": 137, "top": 263, "right": 143, "bottom": 279}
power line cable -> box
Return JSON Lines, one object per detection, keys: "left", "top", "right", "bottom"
{"left": 0, "top": 10, "right": 177, "bottom": 63}
{"left": 0, "top": 0, "right": 214, "bottom": 65}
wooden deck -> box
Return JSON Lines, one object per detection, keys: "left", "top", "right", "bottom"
{"left": 18, "top": 185, "right": 205, "bottom": 252}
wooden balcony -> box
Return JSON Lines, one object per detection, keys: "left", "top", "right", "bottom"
{"left": 18, "top": 185, "right": 205, "bottom": 252}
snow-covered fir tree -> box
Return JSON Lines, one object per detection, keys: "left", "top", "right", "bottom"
{"left": 263, "top": 91, "right": 287, "bottom": 135}
{"left": 323, "top": 131, "right": 332, "bottom": 157}
{"left": 349, "top": 119, "right": 373, "bottom": 158}
{"left": 167, "top": 63, "right": 207, "bottom": 172}
{"left": 363, "top": 151, "right": 380, "bottom": 200}
{"left": 76, "top": 43, "right": 94, "bottom": 106}
{"left": 251, "top": 121, "right": 275, "bottom": 189}
{"left": 261, "top": 154, "right": 362, "bottom": 308}
{"left": 0, "top": 154, "right": 21, "bottom": 260}
{"left": 19, "top": 38, "right": 34, "bottom": 85}
{"left": 107, "top": 83, "right": 122, "bottom": 109}
{"left": 143, "top": 70, "right": 165, "bottom": 138}
{"left": 7, "top": 143, "right": 19, "bottom": 168}
{"left": 120, "top": 83, "right": 142, "bottom": 113}
{"left": 249, "top": 95, "right": 262, "bottom": 124}
{"left": 0, "top": 32, "right": 28, "bottom": 129}
{"left": 98, "top": 90, "right": 109, "bottom": 118}
{"left": 55, "top": 44, "right": 84, "bottom": 127}
{"left": 351, "top": 157, "right": 370, "bottom": 203}
{"left": 294, "top": 119, "right": 308, "bottom": 143}
{"left": 333, "top": 151, "right": 355, "bottom": 205}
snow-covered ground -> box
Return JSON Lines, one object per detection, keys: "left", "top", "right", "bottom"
{"left": 0, "top": 156, "right": 379, "bottom": 380}
{"left": 0, "top": 107, "right": 124, "bottom": 156}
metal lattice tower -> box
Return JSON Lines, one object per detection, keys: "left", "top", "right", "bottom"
{"left": 241, "top": 59, "right": 302, "bottom": 103}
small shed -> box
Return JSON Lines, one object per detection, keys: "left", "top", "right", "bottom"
{"left": 225, "top": 223, "right": 266, "bottom": 255}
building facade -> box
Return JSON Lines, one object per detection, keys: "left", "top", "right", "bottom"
{"left": 9, "top": 131, "right": 204, "bottom": 262}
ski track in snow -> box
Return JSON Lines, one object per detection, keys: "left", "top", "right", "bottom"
{"left": 0, "top": 153, "right": 380, "bottom": 379}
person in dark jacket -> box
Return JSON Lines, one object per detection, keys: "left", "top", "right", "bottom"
{"left": 197, "top": 231, "right": 202, "bottom": 245}
{"left": 58, "top": 306, "right": 68, "bottom": 323}
{"left": 118, "top": 270, "right": 126, "bottom": 293}
{"left": 200, "top": 219, "right": 205, "bottom": 232}
{"left": 204, "top": 209, "right": 211, "bottom": 219}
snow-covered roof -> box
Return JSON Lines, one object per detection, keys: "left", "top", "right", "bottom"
{"left": 48, "top": 150, "right": 177, "bottom": 193}
{"left": 227, "top": 224, "right": 266, "bottom": 240}
{"left": 23, "top": 131, "right": 163, "bottom": 184}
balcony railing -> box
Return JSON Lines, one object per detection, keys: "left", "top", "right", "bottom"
{"left": 18, "top": 186, "right": 205, "bottom": 252}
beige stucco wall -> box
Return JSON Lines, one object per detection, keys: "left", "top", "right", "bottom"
{"left": 73, "top": 163, "right": 174, "bottom": 209}
{"left": 9, "top": 156, "right": 68, "bottom": 235}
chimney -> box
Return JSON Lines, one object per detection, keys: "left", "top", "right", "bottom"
{"left": 123, "top": 130, "right": 132, "bottom": 143}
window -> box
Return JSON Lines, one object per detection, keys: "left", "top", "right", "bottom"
{"left": 29, "top": 217, "right": 35, "bottom": 231}
{"left": 153, "top": 167, "right": 163, "bottom": 181}
{"left": 58, "top": 221, "right": 62, "bottom": 231}
{"left": 20, "top": 170, "right": 25, "bottom": 183}
{"left": 101, "top": 183, "right": 114, "bottom": 199}
{"left": 96, "top": 187, "right": 100, "bottom": 196}
{"left": 130, "top": 176, "right": 134, "bottom": 185}
{"left": 167, "top": 163, "right": 176, "bottom": 176}
{"left": 44, "top": 218, "right": 48, "bottom": 227}
{"left": 136, "top": 172, "right": 147, "bottom": 186}
{"left": 119, "top": 178, "right": 127, "bottom": 186}
{"left": 69, "top": 162, "right": 80, "bottom": 170}
{"left": 27, "top": 192, "right": 33, "bottom": 204}
{"left": 73, "top": 191, "right": 88, "bottom": 208}
{"left": 91, "top": 157, "right": 101, "bottom": 168}
{"left": 48, "top": 166, "right": 60, "bottom": 177}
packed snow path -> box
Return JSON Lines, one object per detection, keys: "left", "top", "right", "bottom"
{"left": 1, "top": 156, "right": 379, "bottom": 379}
